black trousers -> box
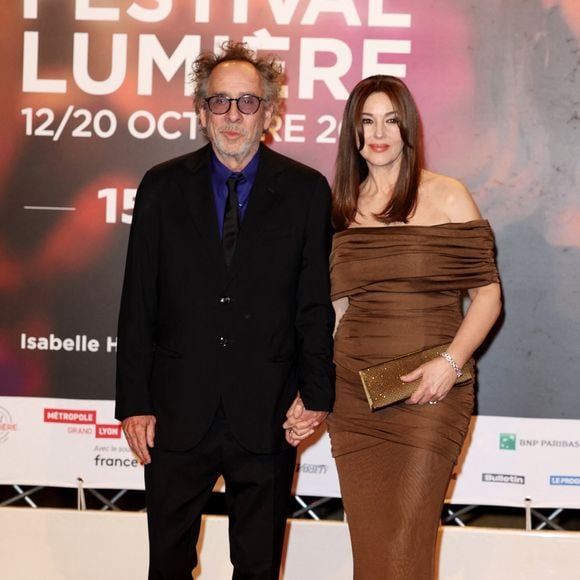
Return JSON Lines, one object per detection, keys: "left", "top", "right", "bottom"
{"left": 144, "top": 408, "right": 297, "bottom": 580}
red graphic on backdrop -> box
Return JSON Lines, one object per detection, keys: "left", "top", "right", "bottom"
{"left": 95, "top": 424, "right": 122, "bottom": 438}
{"left": 43, "top": 408, "right": 122, "bottom": 439}
{"left": 44, "top": 408, "right": 96, "bottom": 424}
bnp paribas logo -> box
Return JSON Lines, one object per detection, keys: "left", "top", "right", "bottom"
{"left": 499, "top": 433, "right": 517, "bottom": 450}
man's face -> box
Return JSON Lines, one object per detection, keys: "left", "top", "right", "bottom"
{"left": 199, "top": 60, "right": 273, "bottom": 171}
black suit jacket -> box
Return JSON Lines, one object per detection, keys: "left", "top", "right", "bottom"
{"left": 115, "top": 144, "right": 335, "bottom": 453}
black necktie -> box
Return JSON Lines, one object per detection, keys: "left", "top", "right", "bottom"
{"left": 223, "top": 174, "right": 243, "bottom": 267}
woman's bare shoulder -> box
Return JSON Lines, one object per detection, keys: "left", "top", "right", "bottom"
{"left": 421, "top": 171, "right": 481, "bottom": 222}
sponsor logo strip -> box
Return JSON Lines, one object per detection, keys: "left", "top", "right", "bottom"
{"left": 482, "top": 473, "right": 525, "bottom": 484}
{"left": 44, "top": 408, "right": 96, "bottom": 424}
{"left": 95, "top": 424, "right": 122, "bottom": 438}
{"left": 499, "top": 433, "right": 516, "bottom": 450}
{"left": 550, "top": 475, "right": 580, "bottom": 486}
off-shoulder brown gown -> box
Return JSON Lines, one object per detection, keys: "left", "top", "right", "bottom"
{"left": 328, "top": 220, "right": 499, "bottom": 580}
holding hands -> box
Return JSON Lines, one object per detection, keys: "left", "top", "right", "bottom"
{"left": 283, "top": 396, "right": 328, "bottom": 447}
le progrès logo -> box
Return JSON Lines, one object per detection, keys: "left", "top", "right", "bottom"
{"left": 550, "top": 475, "right": 580, "bottom": 486}
{"left": 499, "top": 433, "right": 516, "bottom": 450}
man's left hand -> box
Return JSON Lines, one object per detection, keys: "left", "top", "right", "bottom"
{"left": 282, "top": 396, "right": 328, "bottom": 447}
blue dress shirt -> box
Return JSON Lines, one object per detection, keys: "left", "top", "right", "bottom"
{"left": 211, "top": 150, "right": 259, "bottom": 238}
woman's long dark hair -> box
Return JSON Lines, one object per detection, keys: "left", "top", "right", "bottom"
{"left": 331, "top": 75, "right": 425, "bottom": 231}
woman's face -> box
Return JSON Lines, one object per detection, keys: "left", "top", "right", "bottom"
{"left": 358, "top": 92, "right": 404, "bottom": 171}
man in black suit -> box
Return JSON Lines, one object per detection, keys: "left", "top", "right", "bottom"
{"left": 115, "top": 41, "right": 334, "bottom": 579}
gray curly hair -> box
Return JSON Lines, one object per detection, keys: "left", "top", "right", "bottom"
{"left": 192, "top": 41, "right": 284, "bottom": 117}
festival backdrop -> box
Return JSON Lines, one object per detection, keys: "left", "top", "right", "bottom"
{"left": 1, "top": 1, "right": 579, "bottom": 507}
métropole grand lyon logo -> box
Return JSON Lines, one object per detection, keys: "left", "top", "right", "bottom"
{"left": 43, "top": 407, "right": 122, "bottom": 438}
{"left": 499, "top": 433, "right": 517, "bottom": 450}
{"left": 0, "top": 407, "right": 17, "bottom": 444}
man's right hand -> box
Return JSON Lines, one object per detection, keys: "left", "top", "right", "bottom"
{"left": 122, "top": 415, "right": 156, "bottom": 464}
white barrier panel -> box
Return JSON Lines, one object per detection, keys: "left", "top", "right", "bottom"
{"left": 2, "top": 396, "right": 580, "bottom": 508}
{"left": 448, "top": 415, "right": 580, "bottom": 508}
{"left": 0, "top": 396, "right": 340, "bottom": 496}
{"left": 1, "top": 508, "right": 579, "bottom": 580}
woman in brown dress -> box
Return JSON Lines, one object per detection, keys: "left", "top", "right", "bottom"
{"left": 327, "top": 76, "right": 502, "bottom": 579}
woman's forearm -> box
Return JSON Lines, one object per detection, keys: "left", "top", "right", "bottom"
{"left": 446, "top": 282, "right": 502, "bottom": 369}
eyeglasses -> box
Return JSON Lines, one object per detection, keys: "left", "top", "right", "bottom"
{"left": 205, "top": 94, "right": 264, "bottom": 115}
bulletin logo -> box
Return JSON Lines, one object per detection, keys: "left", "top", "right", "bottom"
{"left": 482, "top": 473, "right": 525, "bottom": 485}
{"left": 0, "top": 407, "right": 18, "bottom": 444}
{"left": 499, "top": 433, "right": 516, "bottom": 450}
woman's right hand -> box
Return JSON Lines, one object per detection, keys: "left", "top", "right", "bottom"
{"left": 400, "top": 357, "right": 458, "bottom": 405}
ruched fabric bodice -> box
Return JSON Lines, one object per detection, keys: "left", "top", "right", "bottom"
{"left": 328, "top": 220, "right": 499, "bottom": 459}
{"left": 331, "top": 220, "right": 499, "bottom": 370}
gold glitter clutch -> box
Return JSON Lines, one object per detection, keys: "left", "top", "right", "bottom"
{"left": 358, "top": 343, "right": 474, "bottom": 411}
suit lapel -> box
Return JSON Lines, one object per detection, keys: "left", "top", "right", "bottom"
{"left": 179, "top": 145, "right": 227, "bottom": 275}
{"left": 226, "top": 146, "right": 285, "bottom": 281}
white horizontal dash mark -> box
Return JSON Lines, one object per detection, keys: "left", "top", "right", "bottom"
{"left": 24, "top": 206, "right": 76, "bottom": 211}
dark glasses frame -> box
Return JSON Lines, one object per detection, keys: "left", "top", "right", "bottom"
{"left": 204, "top": 94, "right": 265, "bottom": 115}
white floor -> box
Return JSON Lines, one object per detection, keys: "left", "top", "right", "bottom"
{"left": 1, "top": 507, "right": 579, "bottom": 579}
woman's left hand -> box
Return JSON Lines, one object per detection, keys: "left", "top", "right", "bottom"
{"left": 282, "top": 396, "right": 328, "bottom": 446}
{"left": 400, "top": 357, "right": 458, "bottom": 405}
